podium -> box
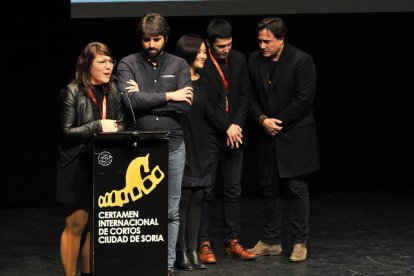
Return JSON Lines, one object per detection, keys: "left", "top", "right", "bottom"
{"left": 92, "top": 131, "right": 169, "bottom": 275}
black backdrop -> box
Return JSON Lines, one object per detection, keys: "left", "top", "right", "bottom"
{"left": 3, "top": 1, "right": 413, "bottom": 207}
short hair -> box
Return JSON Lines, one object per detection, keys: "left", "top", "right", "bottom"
{"left": 175, "top": 34, "right": 204, "bottom": 65}
{"left": 256, "top": 17, "right": 289, "bottom": 40}
{"left": 73, "top": 42, "right": 115, "bottom": 89}
{"left": 138, "top": 13, "right": 170, "bottom": 39}
{"left": 206, "top": 18, "right": 232, "bottom": 44}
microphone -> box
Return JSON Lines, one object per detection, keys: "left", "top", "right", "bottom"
{"left": 121, "top": 89, "right": 139, "bottom": 148}
{"left": 121, "top": 88, "right": 137, "bottom": 131}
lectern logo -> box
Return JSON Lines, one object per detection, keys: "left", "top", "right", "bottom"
{"left": 97, "top": 151, "right": 113, "bottom": 166}
{"left": 98, "top": 154, "right": 165, "bottom": 208}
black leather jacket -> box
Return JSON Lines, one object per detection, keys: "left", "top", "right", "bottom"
{"left": 58, "top": 82, "right": 125, "bottom": 167}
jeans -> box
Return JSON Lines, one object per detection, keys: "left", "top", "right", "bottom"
{"left": 168, "top": 142, "right": 185, "bottom": 270}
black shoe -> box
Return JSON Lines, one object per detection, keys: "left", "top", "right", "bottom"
{"left": 175, "top": 250, "right": 194, "bottom": 270}
{"left": 81, "top": 273, "right": 93, "bottom": 276}
{"left": 188, "top": 248, "right": 206, "bottom": 269}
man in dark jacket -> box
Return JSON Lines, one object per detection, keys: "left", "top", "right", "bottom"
{"left": 198, "top": 18, "right": 256, "bottom": 262}
{"left": 248, "top": 17, "right": 320, "bottom": 262}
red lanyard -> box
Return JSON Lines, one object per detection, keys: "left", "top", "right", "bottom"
{"left": 208, "top": 49, "right": 229, "bottom": 112}
{"left": 86, "top": 87, "right": 106, "bottom": 119}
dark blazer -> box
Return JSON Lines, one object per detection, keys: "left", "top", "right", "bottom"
{"left": 201, "top": 49, "right": 251, "bottom": 143}
{"left": 249, "top": 44, "right": 319, "bottom": 178}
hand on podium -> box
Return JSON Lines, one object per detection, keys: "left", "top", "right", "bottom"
{"left": 101, "top": 119, "right": 119, "bottom": 132}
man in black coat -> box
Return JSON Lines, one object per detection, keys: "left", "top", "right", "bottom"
{"left": 198, "top": 18, "right": 256, "bottom": 262}
{"left": 248, "top": 17, "right": 320, "bottom": 262}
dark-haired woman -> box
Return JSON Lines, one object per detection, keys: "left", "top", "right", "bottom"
{"left": 56, "top": 42, "right": 125, "bottom": 276}
{"left": 174, "top": 34, "right": 212, "bottom": 270}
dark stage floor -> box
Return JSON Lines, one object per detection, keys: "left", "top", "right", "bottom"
{"left": 1, "top": 188, "right": 413, "bottom": 276}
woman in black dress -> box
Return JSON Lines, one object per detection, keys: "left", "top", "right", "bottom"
{"left": 174, "top": 34, "right": 212, "bottom": 270}
{"left": 57, "top": 42, "right": 125, "bottom": 276}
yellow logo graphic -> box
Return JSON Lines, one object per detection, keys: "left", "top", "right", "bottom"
{"left": 98, "top": 154, "right": 165, "bottom": 208}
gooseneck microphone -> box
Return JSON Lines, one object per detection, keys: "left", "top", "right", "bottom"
{"left": 121, "top": 89, "right": 137, "bottom": 131}
{"left": 121, "top": 89, "right": 139, "bottom": 147}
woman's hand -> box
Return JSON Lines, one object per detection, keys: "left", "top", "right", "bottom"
{"left": 101, "top": 119, "right": 119, "bottom": 132}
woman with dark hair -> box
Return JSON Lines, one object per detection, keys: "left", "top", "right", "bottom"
{"left": 174, "top": 34, "right": 211, "bottom": 270}
{"left": 57, "top": 42, "right": 125, "bottom": 276}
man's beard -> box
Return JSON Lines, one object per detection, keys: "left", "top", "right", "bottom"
{"left": 218, "top": 53, "right": 229, "bottom": 60}
{"left": 144, "top": 44, "right": 165, "bottom": 59}
{"left": 214, "top": 51, "right": 229, "bottom": 60}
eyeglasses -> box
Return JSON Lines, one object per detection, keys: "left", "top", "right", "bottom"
{"left": 96, "top": 59, "right": 116, "bottom": 67}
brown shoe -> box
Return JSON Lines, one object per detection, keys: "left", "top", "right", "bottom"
{"left": 225, "top": 239, "right": 256, "bottom": 260}
{"left": 289, "top": 243, "right": 307, "bottom": 262}
{"left": 198, "top": 241, "right": 217, "bottom": 264}
{"left": 248, "top": 241, "right": 282, "bottom": 256}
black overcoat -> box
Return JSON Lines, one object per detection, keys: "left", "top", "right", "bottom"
{"left": 249, "top": 44, "right": 320, "bottom": 178}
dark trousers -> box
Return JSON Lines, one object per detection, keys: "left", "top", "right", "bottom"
{"left": 260, "top": 150, "right": 309, "bottom": 245}
{"left": 199, "top": 137, "right": 243, "bottom": 244}
{"left": 176, "top": 188, "right": 204, "bottom": 251}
